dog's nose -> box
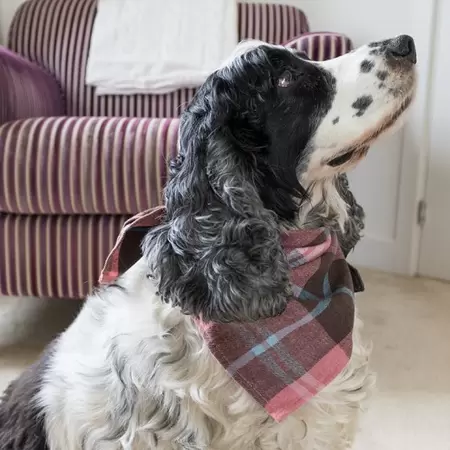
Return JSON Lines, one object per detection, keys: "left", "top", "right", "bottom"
{"left": 386, "top": 35, "right": 417, "bottom": 64}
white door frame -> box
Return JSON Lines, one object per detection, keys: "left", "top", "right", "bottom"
{"left": 408, "top": 0, "right": 439, "bottom": 276}
{"left": 414, "top": 0, "right": 450, "bottom": 279}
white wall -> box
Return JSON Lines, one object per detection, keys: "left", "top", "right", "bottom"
{"left": 0, "top": 0, "right": 26, "bottom": 44}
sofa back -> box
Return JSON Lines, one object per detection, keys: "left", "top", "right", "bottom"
{"left": 9, "top": 0, "right": 309, "bottom": 118}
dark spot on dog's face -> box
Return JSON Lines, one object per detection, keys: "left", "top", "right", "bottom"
{"left": 379, "top": 83, "right": 386, "bottom": 89}
{"left": 332, "top": 117, "right": 340, "bottom": 125}
{"left": 352, "top": 95, "right": 373, "bottom": 117}
{"left": 369, "top": 49, "right": 380, "bottom": 56}
{"left": 377, "top": 70, "right": 388, "bottom": 81}
{"left": 360, "top": 60, "right": 375, "bottom": 73}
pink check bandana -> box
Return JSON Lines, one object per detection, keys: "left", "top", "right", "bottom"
{"left": 100, "top": 207, "right": 361, "bottom": 422}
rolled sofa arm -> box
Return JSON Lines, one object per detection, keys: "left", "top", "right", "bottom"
{"left": 0, "top": 47, "right": 65, "bottom": 124}
{"left": 0, "top": 116, "right": 180, "bottom": 215}
{"left": 285, "top": 32, "right": 354, "bottom": 61}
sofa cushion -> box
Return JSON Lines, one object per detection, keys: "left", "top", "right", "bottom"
{"left": 0, "top": 117, "right": 179, "bottom": 215}
{"left": 0, "top": 47, "right": 65, "bottom": 124}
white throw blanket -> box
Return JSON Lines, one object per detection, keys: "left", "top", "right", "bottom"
{"left": 86, "top": 0, "right": 238, "bottom": 95}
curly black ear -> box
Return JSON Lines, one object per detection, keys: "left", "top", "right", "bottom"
{"left": 142, "top": 76, "right": 290, "bottom": 323}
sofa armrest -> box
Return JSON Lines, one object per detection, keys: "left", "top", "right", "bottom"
{"left": 285, "top": 32, "right": 354, "bottom": 61}
{"left": 0, "top": 47, "right": 65, "bottom": 124}
{"left": 0, "top": 116, "right": 179, "bottom": 215}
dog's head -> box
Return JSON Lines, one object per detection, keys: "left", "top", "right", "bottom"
{"left": 143, "top": 36, "right": 417, "bottom": 323}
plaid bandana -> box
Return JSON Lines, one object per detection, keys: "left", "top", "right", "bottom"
{"left": 100, "top": 207, "right": 363, "bottom": 422}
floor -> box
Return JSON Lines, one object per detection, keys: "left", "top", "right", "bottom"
{"left": 1, "top": 269, "right": 450, "bottom": 449}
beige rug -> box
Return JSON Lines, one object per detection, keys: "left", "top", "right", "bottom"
{"left": 1, "top": 269, "right": 450, "bottom": 448}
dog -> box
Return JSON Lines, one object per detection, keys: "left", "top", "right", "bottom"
{"left": 0, "top": 35, "right": 416, "bottom": 450}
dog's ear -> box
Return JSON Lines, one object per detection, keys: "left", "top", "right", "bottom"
{"left": 142, "top": 77, "right": 290, "bottom": 323}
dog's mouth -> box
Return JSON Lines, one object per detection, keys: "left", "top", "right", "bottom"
{"left": 327, "top": 150, "right": 357, "bottom": 167}
{"left": 325, "top": 94, "right": 414, "bottom": 168}
{"left": 327, "top": 145, "right": 370, "bottom": 168}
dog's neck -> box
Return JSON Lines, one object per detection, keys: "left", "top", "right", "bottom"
{"left": 297, "top": 176, "right": 348, "bottom": 231}
{"left": 294, "top": 174, "right": 365, "bottom": 258}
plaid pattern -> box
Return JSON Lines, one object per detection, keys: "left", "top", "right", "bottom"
{"left": 101, "top": 207, "right": 357, "bottom": 422}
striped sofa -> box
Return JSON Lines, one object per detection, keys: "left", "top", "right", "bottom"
{"left": 0, "top": 0, "right": 353, "bottom": 299}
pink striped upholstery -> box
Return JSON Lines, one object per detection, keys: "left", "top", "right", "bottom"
{"left": 0, "top": 117, "right": 179, "bottom": 215}
{"left": 285, "top": 32, "right": 354, "bottom": 61}
{"left": 0, "top": 47, "right": 65, "bottom": 124}
{"left": 8, "top": 0, "right": 309, "bottom": 118}
{"left": 0, "top": 214, "right": 128, "bottom": 298}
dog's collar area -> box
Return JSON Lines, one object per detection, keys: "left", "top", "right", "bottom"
{"left": 198, "top": 226, "right": 357, "bottom": 422}
{"left": 99, "top": 207, "right": 365, "bottom": 294}
{"left": 99, "top": 207, "right": 362, "bottom": 422}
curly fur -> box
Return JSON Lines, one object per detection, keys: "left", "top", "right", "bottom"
{"left": 0, "top": 37, "right": 416, "bottom": 450}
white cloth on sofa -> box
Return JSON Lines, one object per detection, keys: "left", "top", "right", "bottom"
{"left": 86, "top": 0, "right": 238, "bottom": 95}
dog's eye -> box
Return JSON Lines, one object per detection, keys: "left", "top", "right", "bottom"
{"left": 278, "top": 71, "right": 294, "bottom": 87}
{"left": 278, "top": 70, "right": 305, "bottom": 88}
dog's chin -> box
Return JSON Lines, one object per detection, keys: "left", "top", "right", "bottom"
{"left": 324, "top": 91, "right": 415, "bottom": 174}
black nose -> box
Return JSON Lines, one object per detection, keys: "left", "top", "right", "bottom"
{"left": 386, "top": 35, "right": 417, "bottom": 64}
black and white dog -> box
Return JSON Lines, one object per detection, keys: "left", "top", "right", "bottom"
{"left": 0, "top": 36, "right": 416, "bottom": 450}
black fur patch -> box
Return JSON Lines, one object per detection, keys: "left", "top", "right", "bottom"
{"left": 376, "top": 70, "right": 388, "bottom": 81}
{"left": 332, "top": 117, "right": 340, "bottom": 125}
{"left": 0, "top": 344, "right": 55, "bottom": 450}
{"left": 352, "top": 96, "right": 373, "bottom": 117}
{"left": 379, "top": 83, "right": 386, "bottom": 89}
{"left": 360, "top": 60, "right": 375, "bottom": 73}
